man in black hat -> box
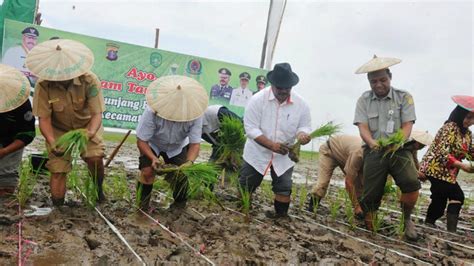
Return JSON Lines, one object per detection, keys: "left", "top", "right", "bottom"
{"left": 238, "top": 62, "right": 312, "bottom": 218}
{"left": 2, "top": 26, "right": 40, "bottom": 88}
{"left": 210, "top": 68, "right": 233, "bottom": 103}
{"left": 230, "top": 72, "right": 253, "bottom": 107}
{"left": 255, "top": 75, "right": 267, "bottom": 93}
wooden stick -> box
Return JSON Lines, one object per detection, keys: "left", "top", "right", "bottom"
{"left": 105, "top": 130, "right": 131, "bottom": 167}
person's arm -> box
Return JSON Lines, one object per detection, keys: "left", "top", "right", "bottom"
{"left": 186, "top": 143, "right": 200, "bottom": 162}
{"left": 137, "top": 138, "right": 162, "bottom": 169}
{"left": 39, "top": 116, "right": 56, "bottom": 146}
{"left": 0, "top": 140, "right": 25, "bottom": 159}
{"left": 357, "top": 123, "right": 377, "bottom": 149}
{"left": 296, "top": 102, "right": 312, "bottom": 145}
{"left": 400, "top": 121, "right": 414, "bottom": 140}
{"left": 86, "top": 113, "right": 102, "bottom": 139}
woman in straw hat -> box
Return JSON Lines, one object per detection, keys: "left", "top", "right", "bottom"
{"left": 136, "top": 75, "right": 208, "bottom": 210}
{"left": 419, "top": 95, "right": 474, "bottom": 232}
{"left": 0, "top": 64, "right": 36, "bottom": 197}
{"left": 27, "top": 39, "right": 106, "bottom": 206}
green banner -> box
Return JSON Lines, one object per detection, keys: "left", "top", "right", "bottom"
{"left": 0, "top": 0, "right": 37, "bottom": 54}
{"left": 2, "top": 19, "right": 268, "bottom": 129}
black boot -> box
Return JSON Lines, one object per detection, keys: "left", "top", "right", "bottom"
{"left": 307, "top": 194, "right": 321, "bottom": 212}
{"left": 446, "top": 213, "right": 459, "bottom": 233}
{"left": 265, "top": 200, "right": 290, "bottom": 219}
{"left": 136, "top": 182, "right": 153, "bottom": 210}
{"left": 52, "top": 197, "right": 65, "bottom": 206}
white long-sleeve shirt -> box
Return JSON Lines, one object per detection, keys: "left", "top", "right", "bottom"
{"left": 243, "top": 87, "right": 312, "bottom": 176}
{"left": 229, "top": 87, "right": 253, "bottom": 107}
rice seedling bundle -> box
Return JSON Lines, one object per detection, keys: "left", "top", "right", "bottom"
{"left": 215, "top": 116, "right": 246, "bottom": 171}
{"left": 289, "top": 122, "right": 341, "bottom": 162}
{"left": 54, "top": 129, "right": 88, "bottom": 157}
{"left": 375, "top": 129, "right": 405, "bottom": 157}
{"left": 156, "top": 163, "right": 219, "bottom": 198}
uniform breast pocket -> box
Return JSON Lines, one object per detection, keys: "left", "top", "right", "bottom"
{"left": 51, "top": 102, "right": 65, "bottom": 112}
{"left": 368, "top": 112, "right": 379, "bottom": 132}
{"left": 73, "top": 98, "right": 86, "bottom": 111}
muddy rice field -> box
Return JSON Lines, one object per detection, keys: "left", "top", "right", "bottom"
{"left": 1, "top": 134, "right": 473, "bottom": 265}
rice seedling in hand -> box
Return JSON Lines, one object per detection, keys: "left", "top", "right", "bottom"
{"left": 375, "top": 129, "right": 406, "bottom": 157}
{"left": 156, "top": 162, "right": 219, "bottom": 199}
{"left": 54, "top": 129, "right": 89, "bottom": 157}
{"left": 17, "top": 160, "right": 38, "bottom": 208}
{"left": 289, "top": 122, "right": 341, "bottom": 163}
{"left": 215, "top": 116, "right": 246, "bottom": 171}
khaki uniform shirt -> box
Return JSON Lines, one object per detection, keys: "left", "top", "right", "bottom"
{"left": 327, "top": 135, "right": 364, "bottom": 178}
{"left": 32, "top": 72, "right": 105, "bottom": 133}
{"left": 353, "top": 87, "right": 416, "bottom": 140}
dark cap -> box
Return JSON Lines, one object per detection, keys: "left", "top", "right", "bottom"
{"left": 21, "top": 27, "right": 39, "bottom": 37}
{"left": 218, "top": 68, "right": 231, "bottom": 76}
{"left": 239, "top": 72, "right": 251, "bottom": 80}
{"left": 256, "top": 75, "right": 267, "bottom": 85}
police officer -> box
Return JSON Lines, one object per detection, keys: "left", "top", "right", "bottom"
{"left": 2, "top": 27, "right": 39, "bottom": 88}
{"left": 210, "top": 68, "right": 233, "bottom": 103}
{"left": 353, "top": 55, "right": 420, "bottom": 240}
{"left": 255, "top": 75, "right": 267, "bottom": 92}
{"left": 230, "top": 72, "right": 253, "bottom": 107}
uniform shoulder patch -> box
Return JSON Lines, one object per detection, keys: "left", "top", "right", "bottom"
{"left": 24, "top": 111, "right": 33, "bottom": 121}
{"left": 405, "top": 94, "right": 414, "bottom": 105}
{"left": 88, "top": 85, "right": 99, "bottom": 97}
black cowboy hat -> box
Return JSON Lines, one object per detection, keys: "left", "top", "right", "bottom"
{"left": 266, "top": 62, "right": 299, "bottom": 88}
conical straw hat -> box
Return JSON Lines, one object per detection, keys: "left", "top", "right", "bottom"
{"left": 0, "top": 64, "right": 31, "bottom": 113}
{"left": 410, "top": 130, "right": 434, "bottom": 146}
{"left": 451, "top": 95, "right": 474, "bottom": 111}
{"left": 146, "top": 75, "right": 208, "bottom": 122}
{"left": 355, "top": 55, "right": 401, "bottom": 74}
{"left": 26, "top": 39, "right": 94, "bottom": 81}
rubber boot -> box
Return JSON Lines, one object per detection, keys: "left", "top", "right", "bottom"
{"left": 446, "top": 213, "right": 459, "bottom": 233}
{"left": 265, "top": 200, "right": 290, "bottom": 219}
{"left": 403, "top": 207, "right": 418, "bottom": 240}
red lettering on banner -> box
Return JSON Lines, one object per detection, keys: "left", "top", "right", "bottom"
{"left": 101, "top": 80, "right": 123, "bottom": 91}
{"left": 126, "top": 67, "right": 157, "bottom": 81}
{"left": 127, "top": 82, "right": 148, "bottom": 95}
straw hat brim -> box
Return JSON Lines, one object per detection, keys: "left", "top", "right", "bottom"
{"left": 0, "top": 64, "right": 31, "bottom": 113}
{"left": 26, "top": 39, "right": 94, "bottom": 81}
{"left": 451, "top": 95, "right": 474, "bottom": 112}
{"left": 355, "top": 56, "right": 401, "bottom": 74}
{"left": 146, "top": 75, "right": 208, "bottom": 122}
{"left": 410, "top": 130, "right": 434, "bottom": 146}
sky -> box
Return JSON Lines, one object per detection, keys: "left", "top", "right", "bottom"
{"left": 38, "top": 0, "right": 473, "bottom": 150}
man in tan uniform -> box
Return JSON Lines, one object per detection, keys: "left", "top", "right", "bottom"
{"left": 308, "top": 135, "right": 364, "bottom": 218}
{"left": 29, "top": 39, "right": 106, "bottom": 206}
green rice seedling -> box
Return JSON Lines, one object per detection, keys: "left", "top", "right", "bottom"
{"left": 17, "top": 160, "right": 38, "bottom": 208}
{"left": 329, "top": 196, "right": 341, "bottom": 220}
{"left": 289, "top": 122, "right": 341, "bottom": 163}
{"left": 238, "top": 185, "right": 252, "bottom": 223}
{"left": 396, "top": 211, "right": 406, "bottom": 239}
{"left": 261, "top": 181, "right": 273, "bottom": 203}
{"left": 343, "top": 190, "right": 355, "bottom": 230}
{"left": 298, "top": 185, "right": 308, "bottom": 211}
{"left": 54, "top": 129, "right": 88, "bottom": 157}
{"left": 81, "top": 164, "right": 99, "bottom": 208}
{"left": 376, "top": 129, "right": 405, "bottom": 158}
{"left": 310, "top": 196, "right": 319, "bottom": 215}
{"left": 105, "top": 169, "right": 131, "bottom": 202}
{"left": 291, "top": 186, "right": 298, "bottom": 202}
{"left": 156, "top": 163, "right": 219, "bottom": 199}
{"left": 371, "top": 210, "right": 387, "bottom": 234}
{"left": 135, "top": 181, "right": 144, "bottom": 209}
{"left": 215, "top": 116, "right": 246, "bottom": 171}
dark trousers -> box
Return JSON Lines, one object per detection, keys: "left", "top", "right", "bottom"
{"left": 139, "top": 147, "right": 189, "bottom": 202}
{"left": 425, "top": 176, "right": 464, "bottom": 223}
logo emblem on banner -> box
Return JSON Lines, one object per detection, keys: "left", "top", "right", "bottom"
{"left": 150, "top": 52, "right": 162, "bottom": 68}
{"left": 106, "top": 43, "right": 119, "bottom": 61}
{"left": 186, "top": 59, "right": 202, "bottom": 75}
